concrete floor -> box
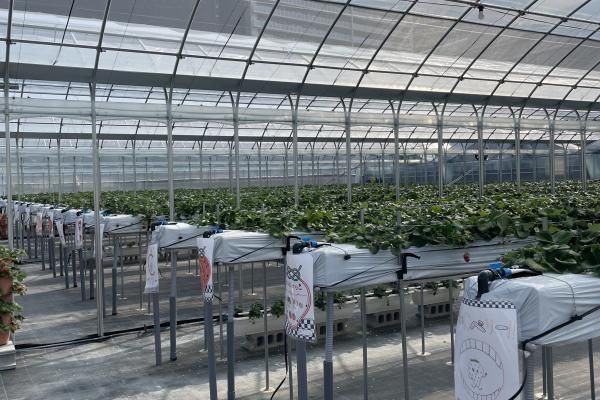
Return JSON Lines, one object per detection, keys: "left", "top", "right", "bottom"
{"left": 0, "top": 254, "right": 598, "bottom": 399}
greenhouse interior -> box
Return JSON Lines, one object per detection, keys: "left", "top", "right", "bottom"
{"left": 0, "top": 0, "right": 599, "bottom": 399}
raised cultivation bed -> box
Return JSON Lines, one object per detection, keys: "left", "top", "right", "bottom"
{"left": 412, "top": 286, "right": 460, "bottom": 319}
{"left": 364, "top": 292, "right": 416, "bottom": 329}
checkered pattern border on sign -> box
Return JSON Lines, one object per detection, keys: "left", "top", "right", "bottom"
{"left": 463, "top": 298, "right": 515, "bottom": 309}
{"left": 204, "top": 285, "right": 214, "bottom": 302}
{"left": 285, "top": 319, "right": 315, "bottom": 342}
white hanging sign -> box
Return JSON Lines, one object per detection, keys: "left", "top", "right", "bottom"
{"left": 285, "top": 252, "right": 315, "bottom": 342}
{"left": 144, "top": 243, "right": 159, "bottom": 294}
{"left": 455, "top": 298, "right": 519, "bottom": 400}
{"left": 196, "top": 237, "right": 215, "bottom": 302}
{"left": 24, "top": 207, "right": 31, "bottom": 225}
{"left": 96, "top": 223, "right": 105, "bottom": 258}
{"left": 48, "top": 212, "right": 54, "bottom": 236}
{"left": 74, "top": 218, "right": 84, "bottom": 249}
{"left": 56, "top": 221, "right": 66, "bottom": 246}
{"left": 35, "top": 212, "right": 43, "bottom": 236}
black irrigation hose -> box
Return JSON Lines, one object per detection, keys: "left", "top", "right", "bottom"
{"left": 15, "top": 314, "right": 224, "bottom": 351}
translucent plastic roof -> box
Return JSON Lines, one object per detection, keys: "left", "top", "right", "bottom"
{"left": 2, "top": 0, "right": 600, "bottom": 148}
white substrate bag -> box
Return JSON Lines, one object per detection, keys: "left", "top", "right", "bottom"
{"left": 212, "top": 230, "right": 284, "bottom": 264}
{"left": 404, "top": 238, "right": 533, "bottom": 281}
{"left": 63, "top": 209, "right": 82, "bottom": 225}
{"left": 151, "top": 222, "right": 208, "bottom": 249}
{"left": 308, "top": 244, "right": 400, "bottom": 290}
{"left": 463, "top": 273, "right": 600, "bottom": 345}
{"left": 103, "top": 215, "right": 143, "bottom": 234}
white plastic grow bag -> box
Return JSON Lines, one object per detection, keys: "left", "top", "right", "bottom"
{"left": 151, "top": 222, "right": 207, "bottom": 249}
{"left": 404, "top": 238, "right": 533, "bottom": 281}
{"left": 463, "top": 273, "right": 600, "bottom": 345}
{"left": 63, "top": 209, "right": 82, "bottom": 225}
{"left": 308, "top": 244, "right": 399, "bottom": 290}
{"left": 212, "top": 230, "right": 284, "bottom": 264}
{"left": 103, "top": 214, "right": 143, "bottom": 234}
{"left": 82, "top": 210, "right": 105, "bottom": 227}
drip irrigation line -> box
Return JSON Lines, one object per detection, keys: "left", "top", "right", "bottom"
{"left": 15, "top": 314, "right": 223, "bottom": 351}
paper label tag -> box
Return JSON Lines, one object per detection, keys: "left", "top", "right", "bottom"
{"left": 197, "top": 237, "right": 215, "bottom": 302}
{"left": 285, "top": 252, "right": 315, "bottom": 342}
{"left": 144, "top": 243, "right": 159, "bottom": 294}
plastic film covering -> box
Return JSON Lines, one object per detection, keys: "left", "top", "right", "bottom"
{"left": 82, "top": 211, "right": 105, "bottom": 227}
{"left": 1, "top": 98, "right": 595, "bottom": 132}
{"left": 464, "top": 273, "right": 600, "bottom": 345}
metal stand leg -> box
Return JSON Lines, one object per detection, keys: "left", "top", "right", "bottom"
{"left": 360, "top": 288, "right": 368, "bottom": 400}
{"left": 170, "top": 252, "right": 178, "bottom": 361}
{"left": 525, "top": 347, "right": 536, "bottom": 400}
{"left": 447, "top": 280, "right": 454, "bottom": 366}
{"left": 238, "top": 264, "right": 243, "bottom": 304}
{"left": 152, "top": 292, "right": 162, "bottom": 366}
{"left": 218, "top": 264, "right": 224, "bottom": 360}
{"left": 89, "top": 258, "right": 95, "bottom": 300}
{"left": 205, "top": 300, "right": 217, "bottom": 400}
{"left": 542, "top": 344, "right": 548, "bottom": 399}
{"left": 72, "top": 249, "right": 78, "bottom": 288}
{"left": 227, "top": 265, "right": 235, "bottom": 400}
{"left": 79, "top": 248, "right": 85, "bottom": 301}
{"left": 262, "top": 261, "right": 271, "bottom": 391}
{"left": 41, "top": 233, "right": 46, "bottom": 271}
{"left": 418, "top": 283, "right": 430, "bottom": 357}
{"left": 34, "top": 234, "right": 38, "bottom": 259}
{"left": 399, "top": 280, "right": 410, "bottom": 400}
{"left": 288, "top": 337, "right": 294, "bottom": 400}
{"left": 49, "top": 237, "right": 56, "bottom": 278}
{"left": 27, "top": 228, "right": 31, "bottom": 259}
{"left": 111, "top": 236, "right": 118, "bottom": 315}
{"left": 62, "top": 245, "right": 69, "bottom": 289}
{"left": 119, "top": 237, "right": 127, "bottom": 300}
{"left": 324, "top": 291, "right": 334, "bottom": 400}
{"left": 138, "top": 232, "right": 143, "bottom": 311}
{"left": 296, "top": 340, "right": 308, "bottom": 400}
{"left": 590, "top": 339, "right": 596, "bottom": 400}
{"left": 547, "top": 346, "right": 554, "bottom": 400}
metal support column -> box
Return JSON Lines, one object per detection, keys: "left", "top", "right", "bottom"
{"left": 169, "top": 252, "right": 178, "bottom": 361}
{"left": 515, "top": 118, "right": 521, "bottom": 190}
{"left": 205, "top": 298, "right": 218, "bottom": 400}
{"left": 227, "top": 265, "right": 236, "bottom": 400}
{"left": 344, "top": 105, "right": 352, "bottom": 204}
{"left": 296, "top": 340, "right": 308, "bottom": 400}
{"left": 3, "top": 1, "right": 14, "bottom": 249}
{"left": 437, "top": 117, "right": 444, "bottom": 197}
{"left": 324, "top": 291, "right": 334, "bottom": 400}
{"left": 580, "top": 120, "right": 588, "bottom": 191}
{"left": 393, "top": 108, "right": 400, "bottom": 201}
{"left": 57, "top": 140, "right": 62, "bottom": 201}
{"left": 477, "top": 116, "right": 484, "bottom": 198}
{"left": 132, "top": 141, "right": 137, "bottom": 193}
{"left": 232, "top": 97, "right": 241, "bottom": 208}
{"left": 262, "top": 262, "right": 270, "bottom": 391}
{"left": 360, "top": 288, "right": 368, "bottom": 400}
{"left": 290, "top": 97, "right": 299, "bottom": 206}
{"left": 549, "top": 118, "right": 555, "bottom": 194}
{"left": 589, "top": 339, "right": 596, "bottom": 400}
{"left": 399, "top": 279, "right": 410, "bottom": 399}
{"left": 165, "top": 90, "right": 175, "bottom": 220}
